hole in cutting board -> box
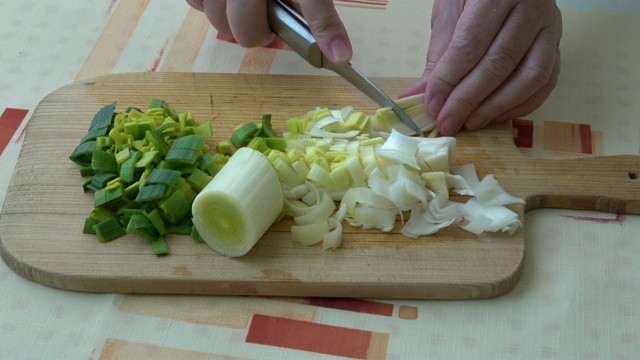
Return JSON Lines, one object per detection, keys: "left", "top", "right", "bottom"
{"left": 629, "top": 172, "right": 639, "bottom": 180}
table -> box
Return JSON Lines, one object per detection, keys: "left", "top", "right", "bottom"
{"left": 1, "top": 1, "right": 638, "bottom": 358}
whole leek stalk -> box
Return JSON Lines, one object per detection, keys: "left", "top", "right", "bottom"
{"left": 191, "top": 147, "right": 284, "bottom": 257}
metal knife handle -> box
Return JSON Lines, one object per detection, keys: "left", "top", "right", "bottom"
{"left": 266, "top": 0, "right": 323, "bottom": 67}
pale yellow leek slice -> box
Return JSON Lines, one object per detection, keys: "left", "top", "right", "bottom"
{"left": 291, "top": 220, "right": 329, "bottom": 246}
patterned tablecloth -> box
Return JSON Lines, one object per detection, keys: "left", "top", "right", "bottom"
{"left": 1, "top": 1, "right": 639, "bottom": 359}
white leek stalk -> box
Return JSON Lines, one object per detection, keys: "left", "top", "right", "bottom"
{"left": 192, "top": 147, "right": 284, "bottom": 257}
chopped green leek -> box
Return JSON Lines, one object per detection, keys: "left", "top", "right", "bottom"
{"left": 135, "top": 183, "right": 168, "bottom": 202}
{"left": 147, "top": 168, "right": 182, "bottom": 186}
{"left": 115, "top": 148, "right": 131, "bottom": 164}
{"left": 264, "top": 137, "right": 287, "bottom": 152}
{"left": 230, "top": 122, "right": 259, "bottom": 147}
{"left": 93, "top": 217, "right": 126, "bottom": 242}
{"left": 260, "top": 114, "right": 277, "bottom": 138}
{"left": 119, "top": 150, "right": 142, "bottom": 183}
{"left": 144, "top": 209, "right": 168, "bottom": 236}
{"left": 165, "top": 135, "right": 205, "bottom": 165}
{"left": 71, "top": 100, "right": 217, "bottom": 255}
{"left": 216, "top": 141, "right": 233, "bottom": 155}
{"left": 94, "top": 186, "right": 125, "bottom": 208}
{"left": 186, "top": 168, "right": 213, "bottom": 192}
{"left": 90, "top": 172, "right": 117, "bottom": 189}
{"left": 80, "top": 166, "right": 98, "bottom": 177}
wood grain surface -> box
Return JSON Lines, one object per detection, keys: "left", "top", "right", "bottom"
{"left": 1, "top": 73, "right": 639, "bottom": 299}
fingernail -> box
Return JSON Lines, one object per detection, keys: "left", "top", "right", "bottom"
{"left": 329, "top": 39, "right": 351, "bottom": 64}
{"left": 465, "top": 115, "right": 483, "bottom": 130}
{"left": 427, "top": 95, "right": 445, "bottom": 117}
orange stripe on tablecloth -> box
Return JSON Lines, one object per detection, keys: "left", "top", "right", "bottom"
{"left": 99, "top": 338, "right": 247, "bottom": 360}
{"left": 239, "top": 48, "right": 278, "bottom": 74}
{"left": 246, "top": 314, "right": 389, "bottom": 359}
{"left": 398, "top": 305, "right": 419, "bottom": 320}
{"left": 160, "top": 7, "right": 211, "bottom": 72}
{"left": 229, "top": 35, "right": 291, "bottom": 74}
{"left": 118, "top": 295, "right": 317, "bottom": 329}
{"left": 543, "top": 120, "right": 593, "bottom": 154}
{"left": 75, "top": 0, "right": 150, "bottom": 80}
{"left": 305, "top": 298, "right": 394, "bottom": 317}
{"left": 0, "top": 108, "right": 29, "bottom": 156}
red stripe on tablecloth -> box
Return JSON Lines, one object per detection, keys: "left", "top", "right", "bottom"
{"left": 562, "top": 213, "right": 625, "bottom": 225}
{"left": 0, "top": 108, "right": 29, "bottom": 156}
{"left": 246, "top": 314, "right": 377, "bottom": 358}
{"left": 336, "top": 0, "right": 388, "bottom": 6}
{"left": 579, "top": 123, "right": 593, "bottom": 154}
{"left": 149, "top": 40, "right": 168, "bottom": 72}
{"left": 307, "top": 298, "right": 394, "bottom": 317}
{"left": 512, "top": 119, "right": 533, "bottom": 148}
{"left": 106, "top": 0, "right": 117, "bottom": 15}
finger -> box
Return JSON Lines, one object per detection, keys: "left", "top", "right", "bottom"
{"left": 399, "top": 0, "right": 461, "bottom": 99}
{"left": 435, "top": 6, "right": 547, "bottom": 135}
{"left": 399, "top": 76, "right": 429, "bottom": 98}
{"left": 491, "top": 46, "right": 561, "bottom": 124}
{"left": 295, "top": 0, "right": 352, "bottom": 64}
{"left": 465, "top": 26, "right": 559, "bottom": 130}
{"left": 226, "top": 0, "right": 274, "bottom": 47}
{"left": 200, "top": 0, "right": 233, "bottom": 39}
{"left": 425, "top": 1, "right": 516, "bottom": 117}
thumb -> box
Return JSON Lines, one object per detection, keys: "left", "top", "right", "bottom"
{"left": 295, "top": 0, "right": 352, "bottom": 64}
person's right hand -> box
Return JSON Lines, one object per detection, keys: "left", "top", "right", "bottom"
{"left": 186, "top": 0, "right": 353, "bottom": 65}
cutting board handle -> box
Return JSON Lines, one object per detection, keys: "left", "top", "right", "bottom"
{"left": 522, "top": 155, "right": 640, "bottom": 214}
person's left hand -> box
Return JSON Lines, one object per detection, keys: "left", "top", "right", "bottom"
{"left": 400, "top": 0, "right": 563, "bottom": 135}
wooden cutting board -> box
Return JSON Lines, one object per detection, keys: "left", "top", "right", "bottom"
{"left": 1, "top": 73, "right": 639, "bottom": 299}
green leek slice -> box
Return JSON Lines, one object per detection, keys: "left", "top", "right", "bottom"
{"left": 230, "top": 122, "right": 259, "bottom": 147}
{"left": 165, "top": 135, "right": 205, "bottom": 165}
{"left": 93, "top": 217, "right": 126, "bottom": 242}
{"left": 146, "top": 168, "right": 182, "bottom": 186}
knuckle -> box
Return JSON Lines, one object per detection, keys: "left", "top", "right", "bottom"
{"left": 481, "top": 50, "right": 518, "bottom": 81}
{"left": 425, "top": 59, "right": 439, "bottom": 73}
{"left": 520, "top": 64, "right": 553, "bottom": 90}
{"left": 308, "top": 17, "right": 343, "bottom": 39}
{"left": 448, "top": 36, "right": 484, "bottom": 65}
{"left": 450, "top": 93, "right": 479, "bottom": 112}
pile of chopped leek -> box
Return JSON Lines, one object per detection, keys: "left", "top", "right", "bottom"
{"left": 256, "top": 95, "right": 523, "bottom": 250}
{"left": 70, "top": 100, "right": 222, "bottom": 255}
{"left": 73, "top": 94, "right": 523, "bottom": 258}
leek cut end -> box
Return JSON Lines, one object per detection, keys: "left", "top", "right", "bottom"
{"left": 192, "top": 192, "right": 250, "bottom": 256}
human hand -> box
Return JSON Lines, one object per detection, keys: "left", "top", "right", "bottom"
{"left": 400, "top": 0, "right": 562, "bottom": 135}
{"left": 186, "top": 0, "right": 353, "bottom": 64}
